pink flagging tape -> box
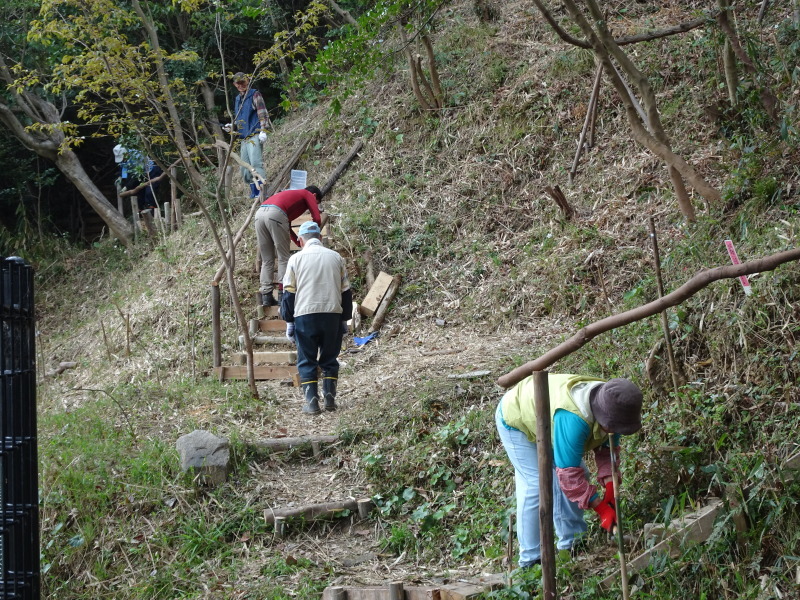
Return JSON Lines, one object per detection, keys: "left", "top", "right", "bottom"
{"left": 724, "top": 240, "right": 752, "bottom": 295}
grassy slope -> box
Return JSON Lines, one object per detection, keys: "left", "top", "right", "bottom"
{"left": 32, "top": 1, "right": 800, "bottom": 598}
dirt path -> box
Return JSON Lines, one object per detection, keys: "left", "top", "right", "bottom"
{"left": 230, "top": 318, "right": 575, "bottom": 590}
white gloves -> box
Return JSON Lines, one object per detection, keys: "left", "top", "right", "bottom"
{"left": 222, "top": 123, "right": 232, "bottom": 133}
{"left": 285, "top": 322, "right": 295, "bottom": 344}
{"left": 258, "top": 131, "right": 267, "bottom": 143}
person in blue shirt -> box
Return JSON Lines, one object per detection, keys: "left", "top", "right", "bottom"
{"left": 495, "top": 375, "right": 643, "bottom": 569}
{"left": 231, "top": 72, "right": 272, "bottom": 198}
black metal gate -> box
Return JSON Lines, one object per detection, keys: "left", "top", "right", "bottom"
{"left": 0, "top": 257, "right": 39, "bottom": 600}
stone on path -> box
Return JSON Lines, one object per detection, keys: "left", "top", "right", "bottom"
{"left": 176, "top": 430, "right": 230, "bottom": 486}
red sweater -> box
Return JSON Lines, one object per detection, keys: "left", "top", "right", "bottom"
{"left": 262, "top": 189, "right": 322, "bottom": 244}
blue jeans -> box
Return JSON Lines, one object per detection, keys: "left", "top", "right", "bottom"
{"left": 240, "top": 136, "right": 267, "bottom": 184}
{"left": 294, "top": 313, "right": 343, "bottom": 383}
{"left": 495, "top": 403, "right": 588, "bottom": 567}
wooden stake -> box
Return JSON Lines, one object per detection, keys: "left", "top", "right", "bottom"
{"left": 211, "top": 284, "right": 222, "bottom": 368}
{"left": 188, "top": 292, "right": 196, "bottom": 380}
{"left": 141, "top": 209, "right": 156, "bottom": 237}
{"left": 327, "top": 588, "right": 346, "bottom": 600}
{"left": 274, "top": 517, "right": 287, "bottom": 538}
{"left": 544, "top": 185, "right": 574, "bottom": 220}
{"left": 533, "top": 371, "right": 556, "bottom": 600}
{"left": 648, "top": 217, "right": 681, "bottom": 398}
{"left": 506, "top": 511, "right": 514, "bottom": 581}
{"left": 357, "top": 498, "right": 373, "bottom": 519}
{"left": 164, "top": 201, "right": 172, "bottom": 231}
{"left": 174, "top": 196, "right": 183, "bottom": 228}
{"left": 130, "top": 197, "right": 140, "bottom": 241}
{"left": 388, "top": 582, "right": 404, "bottom": 600}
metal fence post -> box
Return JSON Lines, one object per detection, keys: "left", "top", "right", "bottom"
{"left": 1, "top": 256, "right": 40, "bottom": 600}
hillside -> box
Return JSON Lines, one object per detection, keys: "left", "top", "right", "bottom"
{"left": 28, "top": 1, "right": 800, "bottom": 599}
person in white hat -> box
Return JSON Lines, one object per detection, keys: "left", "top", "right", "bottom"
{"left": 495, "top": 375, "right": 643, "bottom": 570}
{"left": 281, "top": 221, "right": 352, "bottom": 416}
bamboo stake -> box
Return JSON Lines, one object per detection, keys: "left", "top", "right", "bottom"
{"left": 534, "top": 371, "right": 556, "bottom": 600}
{"left": 587, "top": 75, "right": 601, "bottom": 148}
{"left": 98, "top": 312, "right": 113, "bottom": 361}
{"left": 609, "top": 435, "right": 630, "bottom": 600}
{"left": 648, "top": 217, "right": 681, "bottom": 397}
{"left": 112, "top": 301, "right": 131, "bottom": 357}
{"left": 570, "top": 63, "right": 603, "bottom": 182}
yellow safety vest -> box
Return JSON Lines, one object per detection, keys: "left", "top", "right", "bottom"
{"left": 500, "top": 373, "right": 608, "bottom": 452}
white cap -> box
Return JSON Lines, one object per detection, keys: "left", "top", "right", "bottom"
{"left": 113, "top": 144, "right": 126, "bottom": 163}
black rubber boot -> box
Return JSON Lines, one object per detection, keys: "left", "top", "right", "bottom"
{"left": 322, "top": 373, "right": 338, "bottom": 412}
{"left": 301, "top": 381, "right": 321, "bottom": 415}
{"left": 261, "top": 291, "right": 277, "bottom": 307}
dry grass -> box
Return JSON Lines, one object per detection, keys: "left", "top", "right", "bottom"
{"left": 35, "top": 0, "right": 800, "bottom": 597}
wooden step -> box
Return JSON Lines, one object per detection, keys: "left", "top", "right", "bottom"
{"left": 252, "top": 318, "right": 287, "bottom": 333}
{"left": 232, "top": 351, "right": 296, "bottom": 365}
{"left": 214, "top": 365, "right": 298, "bottom": 382}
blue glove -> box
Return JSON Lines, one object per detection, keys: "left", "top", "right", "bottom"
{"left": 341, "top": 322, "right": 349, "bottom": 335}
{"left": 286, "top": 322, "right": 295, "bottom": 344}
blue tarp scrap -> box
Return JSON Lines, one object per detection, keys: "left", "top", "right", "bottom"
{"left": 353, "top": 332, "right": 379, "bottom": 347}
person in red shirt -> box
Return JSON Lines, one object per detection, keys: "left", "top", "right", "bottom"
{"left": 255, "top": 185, "right": 323, "bottom": 306}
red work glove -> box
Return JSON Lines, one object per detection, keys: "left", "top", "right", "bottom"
{"left": 603, "top": 481, "right": 615, "bottom": 508}
{"left": 593, "top": 500, "right": 617, "bottom": 532}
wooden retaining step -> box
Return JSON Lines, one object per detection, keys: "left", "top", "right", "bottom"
{"left": 231, "top": 351, "right": 296, "bottom": 365}
{"left": 322, "top": 574, "right": 505, "bottom": 600}
{"left": 599, "top": 499, "right": 723, "bottom": 590}
{"left": 251, "top": 434, "right": 339, "bottom": 453}
{"left": 214, "top": 365, "right": 298, "bottom": 382}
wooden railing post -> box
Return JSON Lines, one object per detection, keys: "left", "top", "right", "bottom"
{"left": 211, "top": 284, "right": 222, "bottom": 368}
{"left": 533, "top": 371, "right": 556, "bottom": 599}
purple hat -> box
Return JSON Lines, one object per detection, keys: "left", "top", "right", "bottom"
{"left": 590, "top": 378, "right": 643, "bottom": 434}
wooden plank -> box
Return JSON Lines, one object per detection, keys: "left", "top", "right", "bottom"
{"left": 251, "top": 435, "right": 338, "bottom": 451}
{"left": 232, "top": 351, "right": 296, "bottom": 365}
{"left": 599, "top": 499, "right": 723, "bottom": 589}
{"left": 322, "top": 586, "right": 440, "bottom": 600}
{"left": 367, "top": 275, "right": 402, "bottom": 333}
{"left": 292, "top": 213, "right": 330, "bottom": 226}
{"left": 215, "top": 366, "right": 297, "bottom": 381}
{"left": 258, "top": 319, "right": 287, "bottom": 333}
{"left": 361, "top": 271, "right": 394, "bottom": 317}
{"left": 439, "top": 583, "right": 486, "bottom": 600}
{"left": 251, "top": 334, "right": 294, "bottom": 346}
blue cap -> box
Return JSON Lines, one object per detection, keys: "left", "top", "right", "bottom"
{"left": 298, "top": 221, "right": 321, "bottom": 236}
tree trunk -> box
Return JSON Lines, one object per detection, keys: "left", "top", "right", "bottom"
{"left": 56, "top": 147, "right": 134, "bottom": 243}
{"left": 0, "top": 57, "right": 133, "bottom": 244}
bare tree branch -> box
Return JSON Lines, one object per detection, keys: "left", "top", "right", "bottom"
{"left": 497, "top": 247, "right": 800, "bottom": 389}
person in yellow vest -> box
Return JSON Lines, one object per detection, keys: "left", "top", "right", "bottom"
{"left": 495, "top": 374, "right": 643, "bottom": 569}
